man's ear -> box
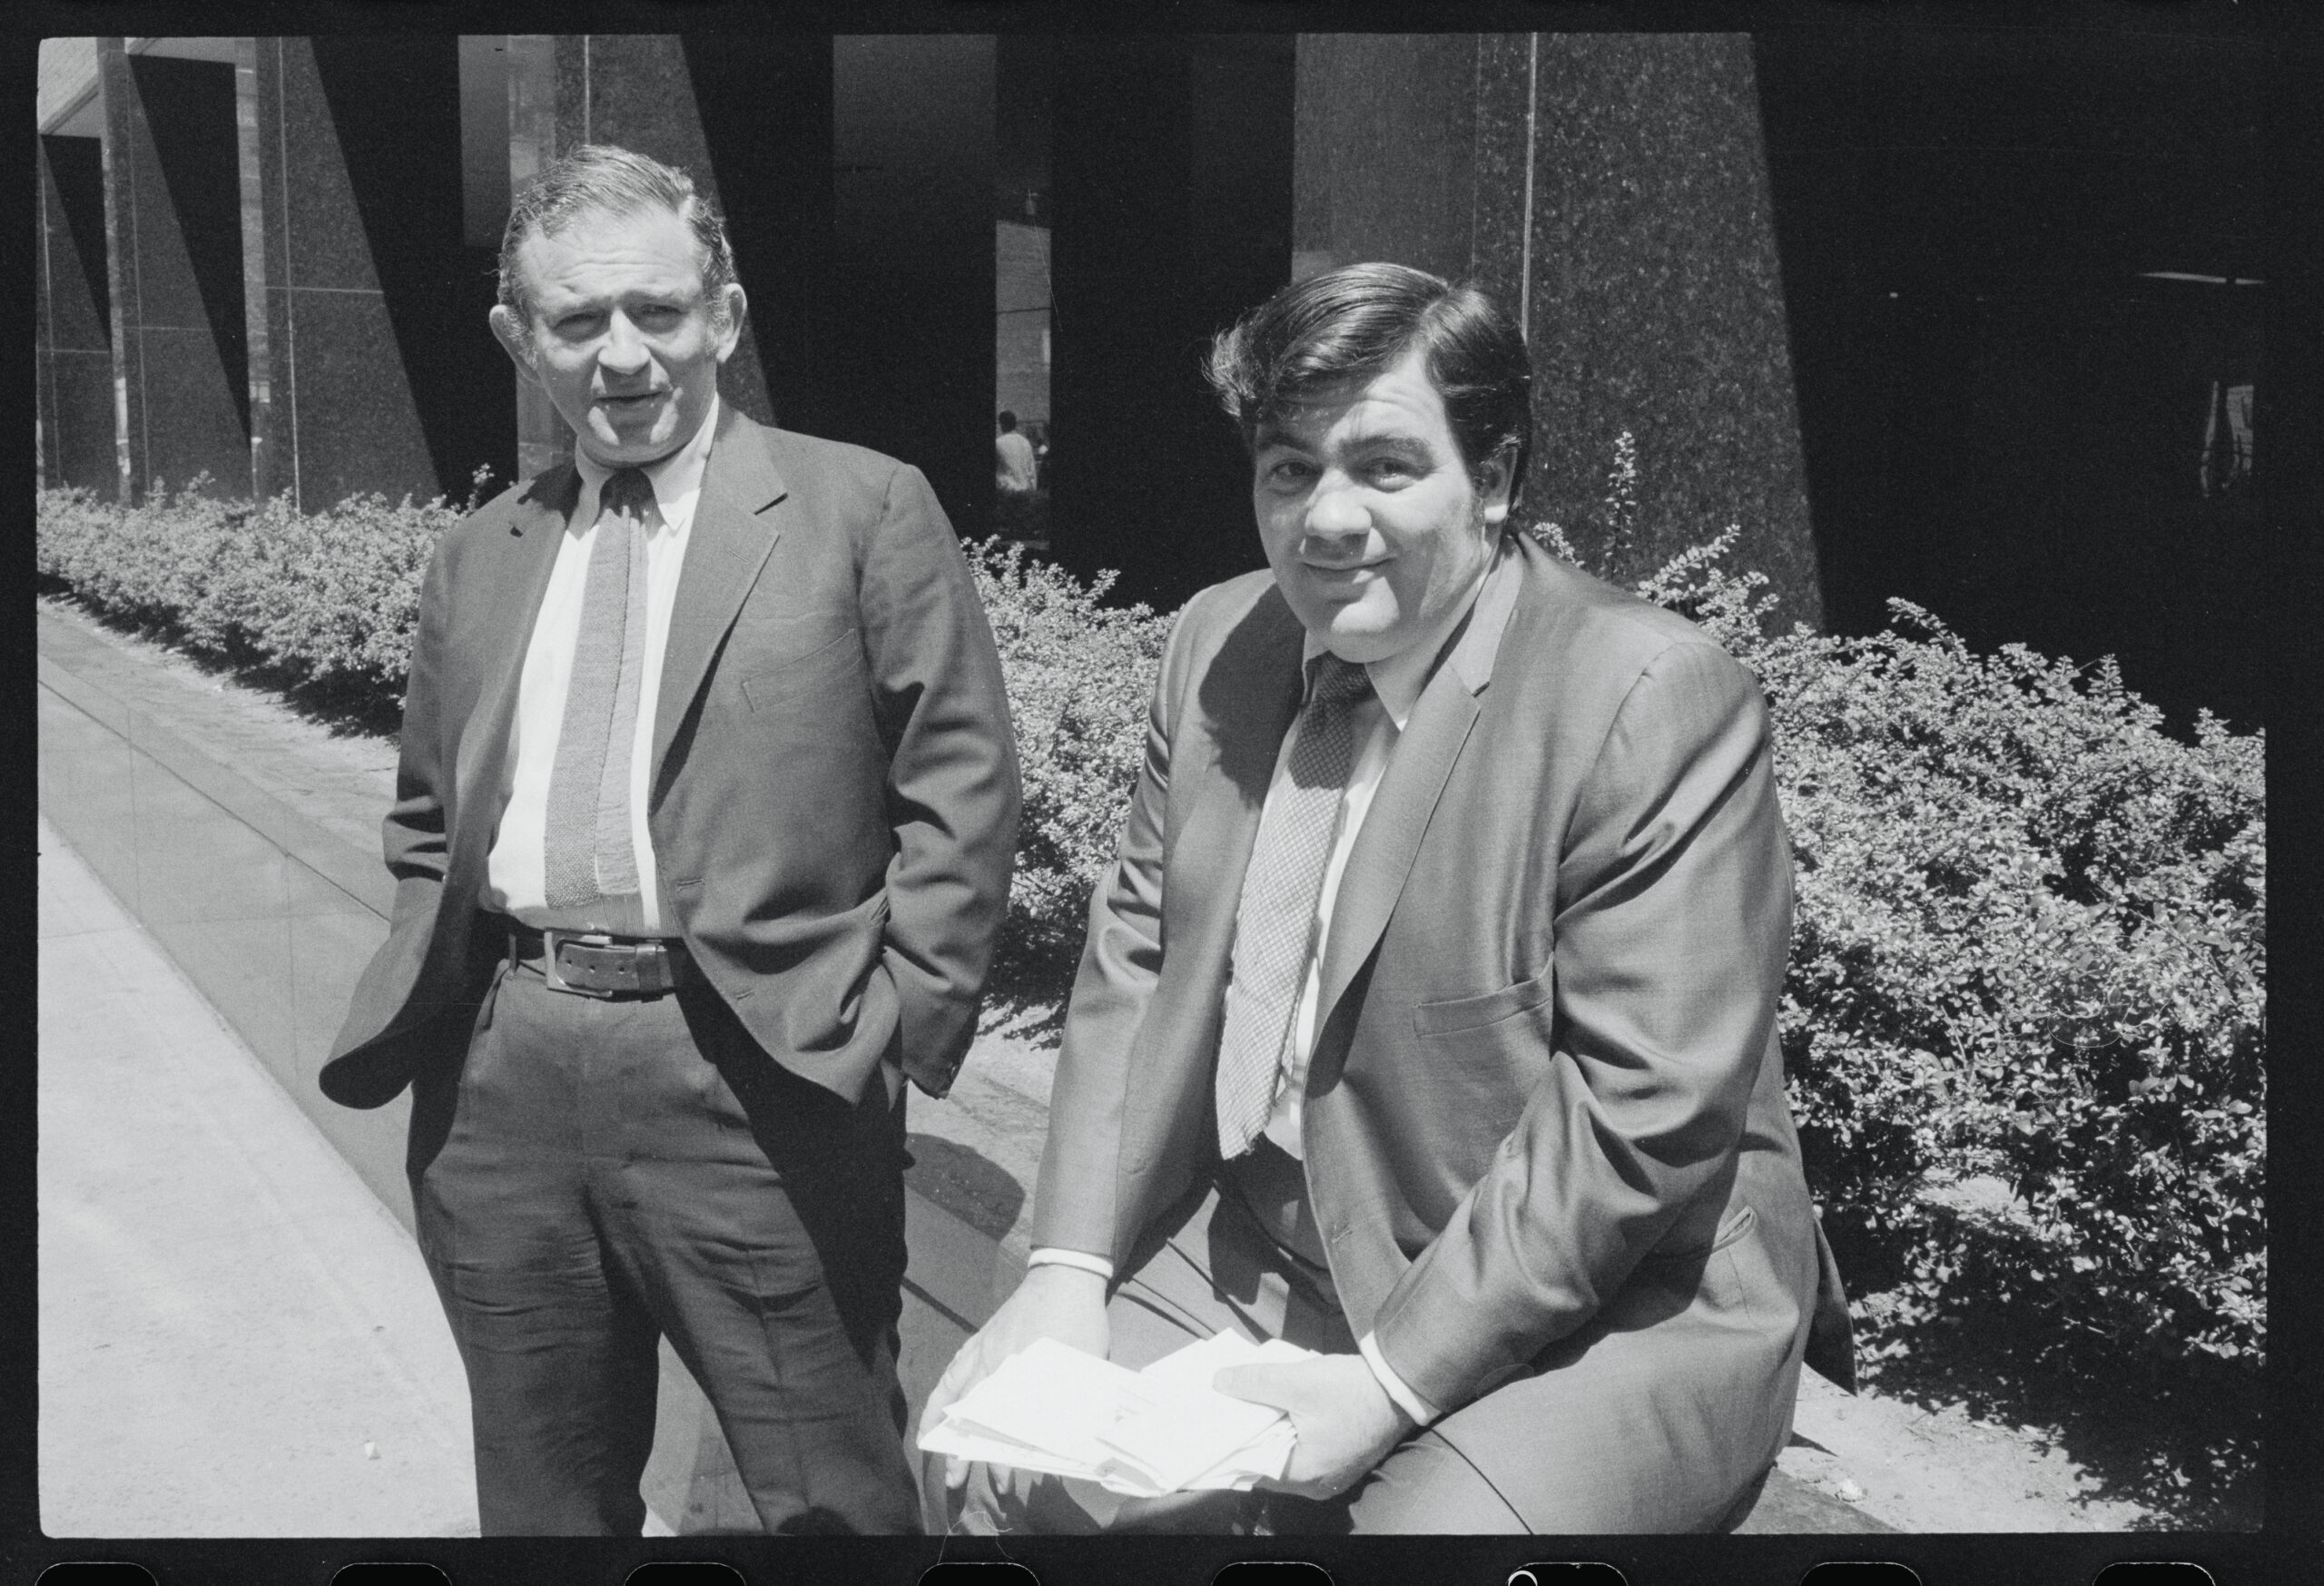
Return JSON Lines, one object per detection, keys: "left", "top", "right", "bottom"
{"left": 488, "top": 304, "right": 537, "bottom": 373}
{"left": 714, "top": 283, "right": 749, "bottom": 362}
{"left": 1477, "top": 443, "right": 1518, "bottom": 527}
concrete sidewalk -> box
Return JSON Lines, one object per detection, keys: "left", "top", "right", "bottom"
{"left": 38, "top": 814, "right": 480, "bottom": 1538}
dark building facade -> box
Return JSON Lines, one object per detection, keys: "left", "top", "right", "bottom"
{"left": 1755, "top": 25, "right": 2265, "bottom": 731}
{"left": 36, "top": 27, "right": 2264, "bottom": 727}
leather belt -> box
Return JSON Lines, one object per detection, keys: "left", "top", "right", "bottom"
{"left": 502, "top": 918, "right": 695, "bottom": 1000}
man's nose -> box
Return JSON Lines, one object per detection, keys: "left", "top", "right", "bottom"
{"left": 596, "top": 312, "right": 653, "bottom": 377}
{"left": 1303, "top": 477, "right": 1370, "bottom": 539}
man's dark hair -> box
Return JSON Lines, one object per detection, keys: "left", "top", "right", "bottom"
{"left": 1205, "top": 261, "right": 1533, "bottom": 505}
{"left": 498, "top": 144, "right": 739, "bottom": 328}
{"left": 998, "top": 410, "right": 1018, "bottom": 431}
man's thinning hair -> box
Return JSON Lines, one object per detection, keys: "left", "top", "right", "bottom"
{"left": 1205, "top": 262, "right": 1534, "bottom": 507}
{"left": 497, "top": 144, "right": 739, "bottom": 327}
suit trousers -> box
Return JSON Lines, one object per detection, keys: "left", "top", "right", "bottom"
{"left": 945, "top": 1140, "right": 1791, "bottom": 1535}
{"left": 407, "top": 955, "right": 920, "bottom": 1535}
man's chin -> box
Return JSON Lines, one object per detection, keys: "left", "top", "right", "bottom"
{"left": 581, "top": 419, "right": 675, "bottom": 467}
{"left": 1297, "top": 602, "right": 1408, "bottom": 663}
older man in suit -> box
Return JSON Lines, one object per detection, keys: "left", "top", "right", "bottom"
{"left": 922, "top": 262, "right": 1848, "bottom": 1533}
{"left": 323, "top": 145, "right": 1019, "bottom": 1536}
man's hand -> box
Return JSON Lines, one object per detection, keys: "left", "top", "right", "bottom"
{"left": 1213, "top": 1352, "right": 1417, "bottom": 1502}
{"left": 918, "top": 1263, "right": 1110, "bottom": 1491}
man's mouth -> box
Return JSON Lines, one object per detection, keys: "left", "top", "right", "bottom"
{"left": 598, "top": 390, "right": 669, "bottom": 412}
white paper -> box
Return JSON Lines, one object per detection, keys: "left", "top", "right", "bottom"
{"left": 919, "top": 1334, "right": 1315, "bottom": 1496}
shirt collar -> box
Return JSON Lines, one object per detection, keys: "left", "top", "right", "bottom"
{"left": 1300, "top": 537, "right": 1508, "bottom": 731}
{"left": 570, "top": 394, "right": 721, "bottom": 532}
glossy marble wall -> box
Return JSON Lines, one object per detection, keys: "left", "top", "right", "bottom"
{"left": 249, "top": 36, "right": 503, "bottom": 511}
{"left": 37, "top": 133, "right": 116, "bottom": 495}
{"left": 98, "top": 43, "right": 252, "bottom": 503}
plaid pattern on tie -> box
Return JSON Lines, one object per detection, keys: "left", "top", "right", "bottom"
{"left": 1214, "top": 653, "right": 1375, "bottom": 1159}
{"left": 543, "top": 467, "right": 655, "bottom": 909}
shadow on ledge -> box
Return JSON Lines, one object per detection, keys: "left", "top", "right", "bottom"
{"left": 905, "top": 1133, "right": 1027, "bottom": 1246}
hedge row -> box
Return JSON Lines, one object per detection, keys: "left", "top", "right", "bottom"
{"left": 1540, "top": 505, "right": 2260, "bottom": 1502}
{"left": 37, "top": 480, "right": 2263, "bottom": 1441}
{"left": 966, "top": 542, "right": 1172, "bottom": 984}
{"left": 36, "top": 478, "right": 461, "bottom": 696}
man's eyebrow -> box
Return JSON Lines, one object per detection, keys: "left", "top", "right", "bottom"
{"left": 1342, "top": 429, "right": 1430, "bottom": 450}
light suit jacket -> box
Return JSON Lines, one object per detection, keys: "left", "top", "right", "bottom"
{"left": 322, "top": 408, "right": 1020, "bottom": 1111}
{"left": 1029, "top": 534, "right": 1850, "bottom": 1515}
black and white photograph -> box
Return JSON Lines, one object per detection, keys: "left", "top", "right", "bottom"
{"left": 29, "top": 9, "right": 2286, "bottom": 1581}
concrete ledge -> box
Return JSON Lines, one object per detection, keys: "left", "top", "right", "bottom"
{"left": 39, "top": 649, "right": 398, "bottom": 919}
{"left": 1736, "top": 1452, "right": 1896, "bottom": 1532}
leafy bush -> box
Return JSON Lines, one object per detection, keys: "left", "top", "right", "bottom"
{"left": 1536, "top": 437, "right": 2263, "bottom": 1502}
{"left": 1758, "top": 612, "right": 2263, "bottom": 1384}
{"left": 36, "top": 478, "right": 464, "bottom": 707}
{"left": 963, "top": 538, "right": 1172, "bottom": 990}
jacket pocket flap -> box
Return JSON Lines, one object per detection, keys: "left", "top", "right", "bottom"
{"left": 1638, "top": 1203, "right": 1758, "bottom": 1264}
{"left": 1413, "top": 970, "right": 1551, "bottom": 1037}
{"left": 737, "top": 631, "right": 860, "bottom": 711}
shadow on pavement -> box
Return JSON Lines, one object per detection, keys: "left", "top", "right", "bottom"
{"left": 906, "top": 1133, "right": 1029, "bottom": 1246}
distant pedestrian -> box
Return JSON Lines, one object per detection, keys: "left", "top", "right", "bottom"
{"left": 996, "top": 409, "right": 1038, "bottom": 493}
{"left": 996, "top": 410, "right": 1040, "bottom": 538}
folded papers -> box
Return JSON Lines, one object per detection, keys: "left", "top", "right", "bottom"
{"left": 918, "top": 1333, "right": 1315, "bottom": 1497}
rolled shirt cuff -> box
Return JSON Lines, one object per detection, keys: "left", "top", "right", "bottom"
{"left": 1026, "top": 1246, "right": 1116, "bottom": 1281}
{"left": 1358, "top": 1330, "right": 1443, "bottom": 1428}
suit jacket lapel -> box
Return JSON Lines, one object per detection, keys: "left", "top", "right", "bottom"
{"left": 651, "top": 409, "right": 789, "bottom": 792}
{"left": 1313, "top": 542, "right": 1529, "bottom": 1025}
{"left": 1178, "top": 590, "right": 1307, "bottom": 987}
{"left": 449, "top": 467, "right": 578, "bottom": 885}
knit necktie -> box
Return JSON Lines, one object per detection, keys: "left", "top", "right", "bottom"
{"left": 1215, "top": 653, "right": 1375, "bottom": 1158}
{"left": 543, "top": 467, "right": 655, "bottom": 910}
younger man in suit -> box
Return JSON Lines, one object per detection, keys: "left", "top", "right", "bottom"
{"left": 922, "top": 263, "right": 1848, "bottom": 1533}
{"left": 324, "top": 145, "right": 1019, "bottom": 1535}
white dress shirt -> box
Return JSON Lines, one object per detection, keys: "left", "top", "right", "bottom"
{"left": 482, "top": 397, "right": 722, "bottom": 937}
{"left": 996, "top": 429, "right": 1039, "bottom": 494}
{"left": 1029, "top": 544, "right": 1514, "bottom": 1428}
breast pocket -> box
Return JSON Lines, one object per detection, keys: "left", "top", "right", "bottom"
{"left": 1411, "top": 971, "right": 1552, "bottom": 1038}
{"left": 736, "top": 628, "right": 863, "bottom": 714}
{"left": 1409, "top": 970, "right": 1556, "bottom": 1110}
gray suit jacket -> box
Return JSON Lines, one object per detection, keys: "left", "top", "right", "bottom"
{"left": 1029, "top": 534, "right": 1848, "bottom": 1519}
{"left": 322, "top": 408, "right": 1020, "bottom": 1111}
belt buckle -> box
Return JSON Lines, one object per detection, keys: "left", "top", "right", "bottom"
{"left": 541, "top": 929, "right": 624, "bottom": 999}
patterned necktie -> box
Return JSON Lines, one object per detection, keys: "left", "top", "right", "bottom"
{"left": 1214, "top": 653, "right": 1375, "bottom": 1158}
{"left": 543, "top": 467, "right": 655, "bottom": 910}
